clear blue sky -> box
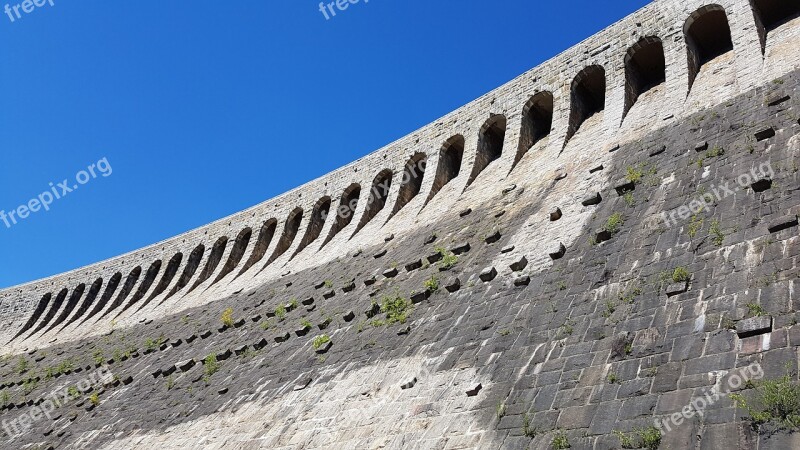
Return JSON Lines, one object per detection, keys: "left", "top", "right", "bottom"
{"left": 0, "top": 0, "right": 651, "bottom": 289}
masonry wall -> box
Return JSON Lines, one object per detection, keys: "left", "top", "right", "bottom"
{"left": 0, "top": 0, "right": 799, "bottom": 448}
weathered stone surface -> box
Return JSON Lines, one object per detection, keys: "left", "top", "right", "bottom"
{"left": 736, "top": 316, "right": 773, "bottom": 338}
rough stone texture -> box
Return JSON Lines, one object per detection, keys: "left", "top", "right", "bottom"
{"left": 1, "top": 0, "right": 800, "bottom": 449}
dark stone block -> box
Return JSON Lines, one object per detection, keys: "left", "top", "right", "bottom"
{"left": 581, "top": 192, "right": 602, "bottom": 206}
{"left": 405, "top": 260, "right": 423, "bottom": 272}
{"left": 216, "top": 349, "right": 232, "bottom": 361}
{"left": 767, "top": 215, "right": 798, "bottom": 233}
{"left": 342, "top": 282, "right": 355, "bottom": 293}
{"left": 451, "top": 243, "right": 471, "bottom": 255}
{"left": 736, "top": 316, "right": 772, "bottom": 338}
{"left": 479, "top": 267, "right": 497, "bottom": 282}
{"left": 234, "top": 345, "right": 249, "bottom": 356}
{"left": 323, "top": 290, "right": 336, "bottom": 299}
{"left": 459, "top": 208, "right": 472, "bottom": 217}
{"left": 342, "top": 311, "right": 355, "bottom": 322}
{"left": 589, "top": 164, "right": 604, "bottom": 174}
{"left": 509, "top": 256, "right": 528, "bottom": 272}
{"left": 665, "top": 282, "right": 689, "bottom": 296}
{"left": 445, "top": 278, "right": 461, "bottom": 293}
{"left": 295, "top": 326, "right": 311, "bottom": 337}
{"left": 410, "top": 291, "right": 429, "bottom": 304}
{"left": 751, "top": 178, "right": 773, "bottom": 192}
{"left": 373, "top": 249, "right": 387, "bottom": 259}
{"left": 484, "top": 231, "right": 501, "bottom": 244}
{"left": 549, "top": 242, "right": 566, "bottom": 260}
{"left": 649, "top": 145, "right": 666, "bottom": 157}
{"left": 514, "top": 276, "right": 531, "bottom": 286}
{"left": 465, "top": 383, "right": 482, "bottom": 396}
{"left": 614, "top": 179, "right": 635, "bottom": 195}
{"left": 176, "top": 359, "right": 195, "bottom": 372}
{"left": 695, "top": 141, "right": 709, "bottom": 151}
{"left": 315, "top": 341, "right": 333, "bottom": 354}
{"left": 549, "top": 207, "right": 562, "bottom": 221}
{"left": 501, "top": 245, "right": 515, "bottom": 253}
{"left": 754, "top": 127, "right": 776, "bottom": 141}
{"left": 365, "top": 303, "right": 381, "bottom": 318}
{"left": 383, "top": 268, "right": 399, "bottom": 278}
{"left": 274, "top": 333, "right": 290, "bottom": 343}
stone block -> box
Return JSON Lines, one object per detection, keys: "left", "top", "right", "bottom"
{"left": 736, "top": 316, "right": 772, "bottom": 338}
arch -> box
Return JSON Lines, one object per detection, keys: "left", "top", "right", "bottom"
{"left": 388, "top": 153, "right": 427, "bottom": 221}
{"left": 116, "top": 260, "right": 162, "bottom": 317}
{"left": 750, "top": 0, "right": 800, "bottom": 53}
{"left": 166, "top": 245, "right": 205, "bottom": 299}
{"left": 684, "top": 5, "right": 734, "bottom": 92}
{"left": 623, "top": 36, "right": 666, "bottom": 120}
{"left": 515, "top": 92, "right": 553, "bottom": 166}
{"left": 82, "top": 272, "right": 121, "bottom": 325}
{"left": 10, "top": 292, "right": 52, "bottom": 342}
{"left": 188, "top": 237, "right": 228, "bottom": 293}
{"left": 25, "top": 288, "right": 69, "bottom": 339}
{"left": 467, "top": 115, "right": 506, "bottom": 187}
{"left": 293, "top": 197, "right": 332, "bottom": 258}
{"left": 59, "top": 277, "right": 103, "bottom": 331}
{"left": 98, "top": 266, "right": 142, "bottom": 321}
{"left": 238, "top": 220, "right": 277, "bottom": 276}
{"left": 425, "top": 136, "right": 464, "bottom": 205}
{"left": 352, "top": 170, "right": 393, "bottom": 236}
{"left": 146, "top": 252, "right": 183, "bottom": 303}
{"left": 213, "top": 228, "right": 252, "bottom": 283}
{"left": 322, "top": 184, "right": 361, "bottom": 247}
{"left": 42, "top": 283, "right": 87, "bottom": 335}
{"left": 566, "top": 65, "right": 606, "bottom": 145}
{"left": 266, "top": 207, "right": 304, "bottom": 264}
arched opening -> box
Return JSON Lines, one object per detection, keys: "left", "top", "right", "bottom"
{"left": 43, "top": 283, "right": 87, "bottom": 334}
{"left": 467, "top": 115, "right": 506, "bottom": 187}
{"left": 267, "top": 207, "right": 304, "bottom": 264}
{"left": 294, "top": 197, "right": 332, "bottom": 258}
{"left": 685, "top": 5, "right": 734, "bottom": 92}
{"left": 82, "top": 272, "right": 121, "bottom": 324}
{"left": 566, "top": 65, "right": 606, "bottom": 145}
{"left": 10, "top": 292, "right": 52, "bottom": 341}
{"left": 117, "top": 260, "right": 162, "bottom": 317}
{"left": 167, "top": 245, "right": 205, "bottom": 299}
{"left": 353, "top": 170, "right": 392, "bottom": 236}
{"left": 516, "top": 92, "right": 554, "bottom": 166}
{"left": 388, "top": 153, "right": 427, "bottom": 221}
{"left": 426, "top": 136, "right": 464, "bottom": 205}
{"left": 322, "top": 184, "right": 361, "bottom": 247}
{"left": 98, "top": 266, "right": 141, "bottom": 321}
{"left": 623, "top": 37, "right": 666, "bottom": 120}
{"left": 238, "top": 220, "right": 277, "bottom": 276}
{"left": 188, "top": 237, "right": 228, "bottom": 293}
{"left": 147, "top": 252, "right": 183, "bottom": 303}
{"left": 26, "top": 288, "right": 68, "bottom": 339}
{"left": 214, "top": 228, "right": 252, "bottom": 283}
{"left": 60, "top": 277, "right": 103, "bottom": 331}
{"left": 750, "top": 0, "right": 800, "bottom": 53}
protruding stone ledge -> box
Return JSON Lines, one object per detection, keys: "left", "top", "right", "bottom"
{"left": 549, "top": 207, "right": 562, "bottom": 221}
{"left": 383, "top": 267, "right": 399, "bottom": 278}
{"left": 405, "top": 260, "right": 423, "bottom": 272}
{"left": 549, "top": 242, "right": 566, "bottom": 260}
{"left": 401, "top": 377, "right": 418, "bottom": 390}
{"left": 451, "top": 243, "right": 471, "bottom": 255}
{"left": 479, "top": 267, "right": 497, "bottom": 282}
{"left": 445, "top": 278, "right": 461, "bottom": 293}
{"left": 736, "top": 316, "right": 773, "bottom": 338}
{"left": 581, "top": 192, "right": 602, "bottom": 206}
{"left": 695, "top": 141, "right": 709, "bottom": 152}
{"left": 510, "top": 256, "right": 528, "bottom": 272}
{"left": 750, "top": 177, "right": 772, "bottom": 193}
{"left": 614, "top": 179, "right": 635, "bottom": 195}
{"left": 176, "top": 359, "right": 195, "bottom": 372}
{"left": 665, "top": 282, "right": 688, "bottom": 296}
{"left": 274, "top": 333, "right": 290, "bottom": 343}
{"left": 484, "top": 231, "right": 501, "bottom": 244}
{"left": 754, "top": 127, "right": 776, "bottom": 142}
{"left": 465, "top": 383, "right": 482, "bottom": 397}
{"left": 514, "top": 275, "right": 531, "bottom": 287}
{"left": 767, "top": 215, "right": 798, "bottom": 233}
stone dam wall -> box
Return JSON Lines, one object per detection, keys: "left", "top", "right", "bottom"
{"left": 0, "top": 0, "right": 799, "bottom": 448}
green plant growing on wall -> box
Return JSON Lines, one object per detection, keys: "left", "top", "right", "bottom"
{"left": 204, "top": 353, "right": 220, "bottom": 379}
{"left": 312, "top": 335, "right": 331, "bottom": 350}
{"left": 89, "top": 392, "right": 100, "bottom": 406}
{"left": 613, "top": 427, "right": 661, "bottom": 450}
{"left": 522, "top": 412, "right": 537, "bottom": 437}
{"left": 220, "top": 308, "right": 235, "bottom": 328}
{"left": 730, "top": 366, "right": 800, "bottom": 431}
{"left": 710, "top": 219, "right": 725, "bottom": 246}
{"left": 423, "top": 276, "right": 440, "bottom": 293}
{"left": 381, "top": 294, "right": 412, "bottom": 325}
{"left": 16, "top": 356, "right": 28, "bottom": 374}
{"left": 604, "top": 213, "right": 624, "bottom": 235}
{"left": 436, "top": 247, "right": 459, "bottom": 270}
{"left": 275, "top": 304, "right": 287, "bottom": 321}
{"left": 746, "top": 303, "right": 767, "bottom": 317}
{"left": 623, "top": 192, "right": 636, "bottom": 208}
{"left": 671, "top": 267, "right": 690, "bottom": 283}
{"left": 552, "top": 430, "right": 570, "bottom": 449}
{"left": 687, "top": 214, "right": 704, "bottom": 238}
{"left": 300, "top": 318, "right": 312, "bottom": 329}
